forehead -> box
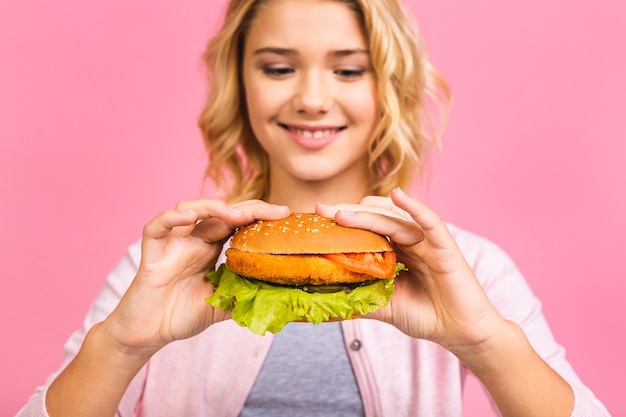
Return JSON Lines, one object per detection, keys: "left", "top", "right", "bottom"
{"left": 244, "top": 0, "right": 367, "bottom": 50}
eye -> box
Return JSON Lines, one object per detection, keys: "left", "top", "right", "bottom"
{"left": 335, "top": 69, "right": 367, "bottom": 79}
{"left": 262, "top": 66, "right": 294, "bottom": 77}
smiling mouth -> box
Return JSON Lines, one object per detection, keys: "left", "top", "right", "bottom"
{"left": 279, "top": 124, "right": 346, "bottom": 138}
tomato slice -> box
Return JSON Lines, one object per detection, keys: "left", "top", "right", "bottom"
{"left": 322, "top": 251, "right": 397, "bottom": 278}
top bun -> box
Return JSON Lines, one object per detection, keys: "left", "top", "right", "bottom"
{"left": 231, "top": 213, "right": 392, "bottom": 254}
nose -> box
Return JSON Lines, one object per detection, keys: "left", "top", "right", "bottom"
{"left": 293, "top": 70, "right": 331, "bottom": 116}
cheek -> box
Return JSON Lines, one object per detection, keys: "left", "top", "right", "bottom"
{"left": 344, "top": 85, "right": 379, "bottom": 128}
{"left": 243, "top": 70, "right": 266, "bottom": 123}
{"left": 245, "top": 81, "right": 287, "bottom": 122}
{"left": 244, "top": 89, "right": 269, "bottom": 137}
{"left": 244, "top": 82, "right": 262, "bottom": 115}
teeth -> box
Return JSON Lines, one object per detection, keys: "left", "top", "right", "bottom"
{"left": 289, "top": 127, "right": 337, "bottom": 138}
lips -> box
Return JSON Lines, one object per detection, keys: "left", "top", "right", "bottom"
{"left": 279, "top": 123, "right": 346, "bottom": 150}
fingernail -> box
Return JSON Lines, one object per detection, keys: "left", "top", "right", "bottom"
{"left": 338, "top": 209, "right": 355, "bottom": 216}
{"left": 394, "top": 187, "right": 408, "bottom": 197}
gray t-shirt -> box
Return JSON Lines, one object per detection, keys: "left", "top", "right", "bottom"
{"left": 240, "top": 321, "right": 364, "bottom": 416}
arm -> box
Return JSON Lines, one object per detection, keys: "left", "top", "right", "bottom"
{"left": 24, "top": 199, "right": 289, "bottom": 417}
{"left": 457, "top": 224, "right": 611, "bottom": 417}
{"left": 16, "top": 244, "right": 146, "bottom": 417}
{"left": 318, "top": 188, "right": 607, "bottom": 417}
{"left": 45, "top": 321, "right": 153, "bottom": 417}
{"left": 455, "top": 319, "right": 574, "bottom": 417}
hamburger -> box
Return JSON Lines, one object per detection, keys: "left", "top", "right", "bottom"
{"left": 205, "top": 213, "right": 405, "bottom": 335}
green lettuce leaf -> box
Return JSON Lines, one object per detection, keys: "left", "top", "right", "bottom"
{"left": 205, "top": 263, "right": 403, "bottom": 335}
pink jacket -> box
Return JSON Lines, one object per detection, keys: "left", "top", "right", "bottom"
{"left": 18, "top": 225, "right": 610, "bottom": 416}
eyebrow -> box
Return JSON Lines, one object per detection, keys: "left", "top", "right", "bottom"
{"left": 253, "top": 47, "right": 369, "bottom": 57}
{"left": 332, "top": 48, "right": 369, "bottom": 57}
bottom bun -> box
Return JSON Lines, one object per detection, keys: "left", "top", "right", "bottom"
{"left": 205, "top": 264, "right": 395, "bottom": 335}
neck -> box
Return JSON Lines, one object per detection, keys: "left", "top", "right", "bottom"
{"left": 266, "top": 178, "right": 371, "bottom": 213}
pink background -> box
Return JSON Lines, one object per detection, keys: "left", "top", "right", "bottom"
{"left": 1, "top": 0, "right": 623, "bottom": 415}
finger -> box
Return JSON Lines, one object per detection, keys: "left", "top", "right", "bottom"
{"left": 316, "top": 200, "right": 424, "bottom": 246}
{"left": 316, "top": 196, "right": 412, "bottom": 222}
{"left": 190, "top": 200, "right": 290, "bottom": 243}
{"left": 358, "top": 195, "right": 393, "bottom": 208}
{"left": 167, "top": 199, "right": 245, "bottom": 243}
{"left": 141, "top": 199, "right": 246, "bottom": 248}
{"left": 172, "top": 198, "right": 288, "bottom": 229}
{"left": 315, "top": 202, "right": 397, "bottom": 220}
{"left": 190, "top": 217, "right": 233, "bottom": 244}
{"left": 389, "top": 188, "right": 453, "bottom": 249}
{"left": 143, "top": 208, "right": 198, "bottom": 241}
{"left": 332, "top": 209, "right": 425, "bottom": 247}
{"left": 230, "top": 200, "right": 291, "bottom": 224}
{"left": 174, "top": 199, "right": 245, "bottom": 226}
{"left": 141, "top": 208, "right": 198, "bottom": 259}
{"left": 359, "top": 195, "right": 413, "bottom": 220}
{"left": 389, "top": 188, "right": 438, "bottom": 231}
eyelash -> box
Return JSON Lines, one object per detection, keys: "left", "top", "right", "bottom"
{"left": 262, "top": 67, "right": 294, "bottom": 77}
{"left": 335, "top": 69, "right": 366, "bottom": 79}
{"left": 261, "top": 67, "right": 367, "bottom": 79}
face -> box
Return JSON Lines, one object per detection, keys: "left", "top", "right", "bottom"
{"left": 242, "top": 0, "right": 379, "bottom": 193}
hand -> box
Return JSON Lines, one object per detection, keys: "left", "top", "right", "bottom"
{"left": 316, "top": 188, "right": 507, "bottom": 356}
{"left": 106, "top": 199, "right": 290, "bottom": 355}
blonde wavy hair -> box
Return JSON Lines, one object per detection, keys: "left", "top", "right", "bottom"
{"left": 198, "top": 0, "right": 451, "bottom": 203}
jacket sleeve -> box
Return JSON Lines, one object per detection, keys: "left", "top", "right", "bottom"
{"left": 450, "top": 225, "right": 611, "bottom": 417}
{"left": 15, "top": 241, "right": 146, "bottom": 417}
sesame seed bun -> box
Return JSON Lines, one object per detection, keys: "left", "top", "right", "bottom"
{"left": 225, "top": 213, "right": 394, "bottom": 285}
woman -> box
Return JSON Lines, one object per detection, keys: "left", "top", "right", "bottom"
{"left": 19, "top": 0, "right": 609, "bottom": 416}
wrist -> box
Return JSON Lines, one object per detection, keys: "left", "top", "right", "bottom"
{"left": 97, "top": 316, "right": 161, "bottom": 364}
{"left": 449, "top": 321, "right": 574, "bottom": 416}
{"left": 450, "top": 319, "right": 524, "bottom": 375}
